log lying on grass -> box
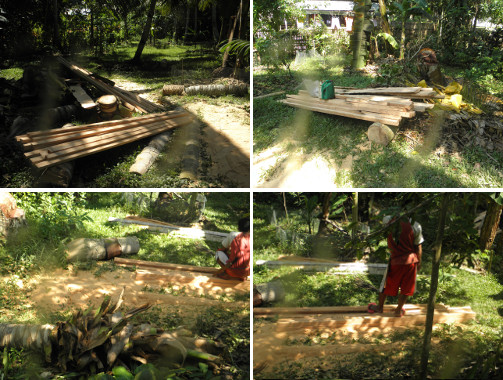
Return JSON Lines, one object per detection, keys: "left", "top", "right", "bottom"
{"left": 255, "top": 259, "right": 388, "bottom": 274}
{"left": 129, "top": 131, "right": 173, "bottom": 175}
{"left": 15, "top": 111, "right": 193, "bottom": 170}
{"left": 114, "top": 257, "right": 218, "bottom": 274}
{"left": 66, "top": 236, "right": 139, "bottom": 262}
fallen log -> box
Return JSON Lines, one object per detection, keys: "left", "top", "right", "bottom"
{"left": 184, "top": 84, "right": 249, "bottom": 97}
{"left": 129, "top": 131, "right": 173, "bottom": 175}
{"left": 66, "top": 237, "right": 140, "bottom": 262}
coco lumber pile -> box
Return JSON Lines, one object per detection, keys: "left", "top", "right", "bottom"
{"left": 281, "top": 87, "right": 437, "bottom": 126}
{"left": 57, "top": 56, "right": 163, "bottom": 113}
{"left": 16, "top": 111, "right": 192, "bottom": 170}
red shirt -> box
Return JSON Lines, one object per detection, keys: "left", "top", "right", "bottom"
{"left": 225, "top": 232, "right": 250, "bottom": 279}
{"left": 387, "top": 221, "right": 419, "bottom": 265}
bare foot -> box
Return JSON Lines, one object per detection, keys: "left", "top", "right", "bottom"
{"left": 369, "top": 303, "right": 383, "bottom": 313}
{"left": 393, "top": 308, "right": 405, "bottom": 317}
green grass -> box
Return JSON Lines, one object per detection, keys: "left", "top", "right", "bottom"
{"left": 0, "top": 67, "right": 23, "bottom": 80}
{"left": 254, "top": 57, "right": 503, "bottom": 188}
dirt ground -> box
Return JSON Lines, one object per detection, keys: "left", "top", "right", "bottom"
{"left": 15, "top": 266, "right": 248, "bottom": 325}
{"left": 115, "top": 79, "right": 250, "bottom": 187}
{"left": 184, "top": 102, "right": 250, "bottom": 187}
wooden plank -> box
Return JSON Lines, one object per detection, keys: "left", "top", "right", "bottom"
{"left": 28, "top": 117, "right": 192, "bottom": 169}
{"left": 17, "top": 111, "right": 188, "bottom": 140}
{"left": 254, "top": 304, "right": 450, "bottom": 316}
{"left": 68, "top": 84, "right": 96, "bottom": 109}
{"left": 22, "top": 114, "right": 188, "bottom": 151}
{"left": 26, "top": 119, "right": 181, "bottom": 160}
{"left": 254, "top": 91, "right": 285, "bottom": 99}
{"left": 108, "top": 217, "right": 227, "bottom": 241}
{"left": 287, "top": 94, "right": 416, "bottom": 118}
{"left": 57, "top": 56, "right": 162, "bottom": 114}
{"left": 114, "top": 257, "right": 218, "bottom": 274}
{"left": 125, "top": 215, "right": 181, "bottom": 227}
{"left": 336, "top": 87, "right": 422, "bottom": 95}
{"left": 255, "top": 259, "right": 387, "bottom": 274}
{"left": 281, "top": 99, "right": 402, "bottom": 126}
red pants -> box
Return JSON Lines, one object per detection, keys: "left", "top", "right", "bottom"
{"left": 383, "top": 263, "right": 417, "bottom": 297}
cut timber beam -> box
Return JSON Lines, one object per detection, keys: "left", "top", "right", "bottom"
{"left": 255, "top": 260, "right": 387, "bottom": 274}
{"left": 273, "top": 306, "right": 476, "bottom": 332}
{"left": 108, "top": 217, "right": 227, "bottom": 242}
{"left": 114, "top": 257, "right": 218, "bottom": 274}
{"left": 254, "top": 304, "right": 450, "bottom": 316}
{"left": 68, "top": 84, "right": 96, "bottom": 109}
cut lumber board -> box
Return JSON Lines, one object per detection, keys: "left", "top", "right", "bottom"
{"left": 254, "top": 91, "right": 285, "bottom": 99}
{"left": 338, "top": 87, "right": 422, "bottom": 95}
{"left": 281, "top": 98, "right": 402, "bottom": 126}
{"left": 286, "top": 94, "right": 416, "bottom": 118}
{"left": 27, "top": 118, "right": 193, "bottom": 169}
{"left": 114, "top": 257, "right": 218, "bottom": 274}
{"left": 68, "top": 84, "right": 96, "bottom": 109}
{"left": 108, "top": 217, "right": 227, "bottom": 242}
{"left": 57, "top": 56, "right": 163, "bottom": 113}
{"left": 254, "top": 304, "right": 450, "bottom": 316}
{"left": 135, "top": 269, "right": 250, "bottom": 295}
{"left": 255, "top": 260, "right": 387, "bottom": 274}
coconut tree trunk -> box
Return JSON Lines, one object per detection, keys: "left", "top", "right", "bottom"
{"left": 399, "top": 18, "right": 405, "bottom": 59}
{"left": 184, "top": 4, "right": 190, "bottom": 40}
{"left": 133, "top": 0, "right": 157, "bottom": 63}
{"left": 352, "top": 192, "right": 359, "bottom": 239}
{"left": 480, "top": 198, "right": 503, "bottom": 251}
{"left": 378, "top": 0, "right": 393, "bottom": 54}
{"left": 351, "top": 0, "right": 366, "bottom": 69}
{"left": 52, "top": 0, "right": 60, "bottom": 49}
{"left": 221, "top": 0, "right": 243, "bottom": 68}
{"left": 317, "top": 193, "right": 332, "bottom": 236}
{"left": 419, "top": 194, "right": 450, "bottom": 379}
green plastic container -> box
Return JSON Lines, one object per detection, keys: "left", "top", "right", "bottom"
{"left": 321, "top": 80, "right": 335, "bottom": 99}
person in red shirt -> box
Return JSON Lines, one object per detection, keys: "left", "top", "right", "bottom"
{"left": 214, "top": 218, "right": 250, "bottom": 281}
{"left": 369, "top": 215, "right": 424, "bottom": 317}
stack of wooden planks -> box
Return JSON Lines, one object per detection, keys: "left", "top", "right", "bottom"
{"left": 57, "top": 56, "right": 163, "bottom": 114}
{"left": 281, "top": 87, "right": 438, "bottom": 126}
{"left": 16, "top": 111, "right": 192, "bottom": 170}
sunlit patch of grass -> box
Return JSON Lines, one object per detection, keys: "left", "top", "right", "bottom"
{"left": 0, "top": 67, "right": 23, "bottom": 80}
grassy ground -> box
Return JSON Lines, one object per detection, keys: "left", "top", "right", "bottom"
{"left": 253, "top": 199, "right": 503, "bottom": 379}
{"left": 0, "top": 42, "right": 249, "bottom": 188}
{"left": 0, "top": 192, "right": 250, "bottom": 379}
{"left": 253, "top": 55, "right": 503, "bottom": 188}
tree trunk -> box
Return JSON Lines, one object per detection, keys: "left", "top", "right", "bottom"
{"left": 480, "top": 198, "right": 503, "bottom": 251}
{"left": 90, "top": 7, "right": 94, "bottom": 47}
{"left": 194, "top": 4, "right": 198, "bottom": 38}
{"left": 317, "top": 193, "right": 332, "bottom": 236}
{"left": 124, "top": 16, "right": 129, "bottom": 41}
{"left": 184, "top": 5, "right": 190, "bottom": 40}
{"left": 419, "top": 194, "right": 450, "bottom": 379}
{"left": 282, "top": 192, "right": 289, "bottom": 221}
{"left": 52, "top": 0, "right": 60, "bottom": 49}
{"left": 378, "top": 0, "right": 393, "bottom": 54}
{"left": 221, "top": 0, "right": 243, "bottom": 68}
{"left": 351, "top": 0, "right": 366, "bottom": 69}
{"left": 212, "top": 2, "right": 219, "bottom": 42}
{"left": 399, "top": 18, "right": 405, "bottom": 60}
{"left": 133, "top": 0, "right": 157, "bottom": 63}
{"left": 352, "top": 192, "right": 358, "bottom": 239}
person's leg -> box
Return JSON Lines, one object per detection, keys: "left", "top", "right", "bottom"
{"left": 395, "top": 293, "right": 408, "bottom": 316}
{"left": 369, "top": 292, "right": 387, "bottom": 312}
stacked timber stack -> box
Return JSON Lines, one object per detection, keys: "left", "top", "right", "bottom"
{"left": 281, "top": 87, "right": 440, "bottom": 126}
{"left": 56, "top": 56, "right": 163, "bottom": 114}
{"left": 15, "top": 111, "right": 192, "bottom": 170}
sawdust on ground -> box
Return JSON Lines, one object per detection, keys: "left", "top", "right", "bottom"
{"left": 26, "top": 267, "right": 247, "bottom": 322}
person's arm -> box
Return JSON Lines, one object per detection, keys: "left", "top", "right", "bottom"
{"left": 214, "top": 256, "right": 238, "bottom": 276}
{"left": 415, "top": 244, "right": 422, "bottom": 270}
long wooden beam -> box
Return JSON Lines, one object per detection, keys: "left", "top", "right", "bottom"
{"left": 254, "top": 304, "right": 450, "bottom": 316}
{"left": 255, "top": 259, "right": 387, "bottom": 274}
{"left": 114, "top": 257, "right": 218, "bottom": 274}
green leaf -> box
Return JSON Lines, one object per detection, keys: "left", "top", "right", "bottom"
{"left": 112, "top": 366, "right": 134, "bottom": 380}
{"left": 376, "top": 33, "right": 398, "bottom": 50}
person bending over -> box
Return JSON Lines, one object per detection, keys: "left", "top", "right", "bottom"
{"left": 214, "top": 217, "right": 250, "bottom": 281}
